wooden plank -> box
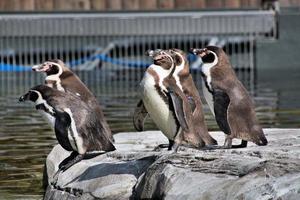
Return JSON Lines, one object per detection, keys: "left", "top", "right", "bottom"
{"left": 175, "top": 0, "right": 193, "bottom": 9}
{"left": 224, "top": 0, "right": 241, "bottom": 8}
{"left": 35, "top": 0, "right": 54, "bottom": 11}
{"left": 240, "top": 0, "right": 260, "bottom": 8}
{"left": 54, "top": 0, "right": 91, "bottom": 11}
{"left": 206, "top": 0, "right": 223, "bottom": 8}
{"left": 139, "top": 0, "right": 157, "bottom": 10}
{"left": 123, "top": 0, "right": 140, "bottom": 10}
{"left": 90, "top": 0, "right": 107, "bottom": 10}
{"left": 1, "top": 0, "right": 21, "bottom": 11}
{"left": 21, "top": 0, "right": 35, "bottom": 11}
{"left": 54, "top": 0, "right": 72, "bottom": 10}
{"left": 158, "top": 0, "right": 174, "bottom": 9}
{"left": 107, "top": 0, "right": 122, "bottom": 10}
{"left": 191, "top": 0, "right": 206, "bottom": 9}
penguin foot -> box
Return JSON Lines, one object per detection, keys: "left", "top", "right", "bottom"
{"left": 170, "top": 143, "right": 179, "bottom": 153}
{"left": 64, "top": 187, "right": 83, "bottom": 196}
{"left": 231, "top": 140, "right": 248, "bottom": 148}
{"left": 51, "top": 185, "right": 83, "bottom": 196}
{"left": 201, "top": 144, "right": 222, "bottom": 150}
{"left": 154, "top": 140, "right": 175, "bottom": 151}
{"left": 58, "top": 152, "right": 84, "bottom": 172}
{"left": 153, "top": 144, "right": 169, "bottom": 151}
{"left": 223, "top": 139, "right": 248, "bottom": 149}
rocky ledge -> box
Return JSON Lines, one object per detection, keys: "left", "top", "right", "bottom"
{"left": 44, "top": 129, "right": 300, "bottom": 200}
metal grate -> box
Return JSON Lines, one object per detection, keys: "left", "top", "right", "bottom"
{"left": 0, "top": 10, "right": 278, "bottom": 96}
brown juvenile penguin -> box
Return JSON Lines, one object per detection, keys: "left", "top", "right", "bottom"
{"left": 32, "top": 59, "right": 113, "bottom": 142}
{"left": 191, "top": 46, "right": 268, "bottom": 148}
{"left": 166, "top": 48, "right": 217, "bottom": 146}
{"left": 134, "top": 49, "right": 205, "bottom": 151}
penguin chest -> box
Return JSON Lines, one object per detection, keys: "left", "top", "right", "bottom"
{"left": 39, "top": 110, "right": 55, "bottom": 127}
{"left": 140, "top": 72, "right": 178, "bottom": 139}
{"left": 202, "top": 80, "right": 215, "bottom": 116}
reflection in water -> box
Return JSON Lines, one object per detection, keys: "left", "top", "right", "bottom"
{"left": 0, "top": 69, "right": 299, "bottom": 199}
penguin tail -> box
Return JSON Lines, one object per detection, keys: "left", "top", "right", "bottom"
{"left": 107, "top": 142, "right": 116, "bottom": 152}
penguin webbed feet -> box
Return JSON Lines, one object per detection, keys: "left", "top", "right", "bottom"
{"left": 230, "top": 140, "right": 248, "bottom": 148}
{"left": 50, "top": 152, "right": 84, "bottom": 186}
{"left": 200, "top": 144, "right": 222, "bottom": 150}
{"left": 221, "top": 138, "right": 248, "bottom": 149}
{"left": 154, "top": 140, "right": 175, "bottom": 151}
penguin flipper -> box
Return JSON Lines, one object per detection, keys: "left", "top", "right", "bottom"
{"left": 167, "top": 87, "right": 189, "bottom": 132}
{"left": 133, "top": 99, "right": 148, "bottom": 131}
{"left": 54, "top": 110, "right": 74, "bottom": 151}
{"left": 213, "top": 89, "right": 231, "bottom": 135}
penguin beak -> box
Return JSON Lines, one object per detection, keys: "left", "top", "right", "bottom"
{"left": 190, "top": 48, "right": 207, "bottom": 58}
{"left": 32, "top": 63, "right": 50, "bottom": 72}
{"left": 145, "top": 50, "right": 155, "bottom": 57}
{"left": 189, "top": 48, "right": 200, "bottom": 55}
{"left": 145, "top": 49, "right": 163, "bottom": 57}
{"left": 19, "top": 93, "right": 29, "bottom": 102}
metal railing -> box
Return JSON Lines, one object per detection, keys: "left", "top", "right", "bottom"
{"left": 0, "top": 10, "right": 278, "bottom": 96}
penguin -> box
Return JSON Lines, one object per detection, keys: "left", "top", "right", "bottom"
{"left": 165, "top": 48, "right": 217, "bottom": 146}
{"left": 133, "top": 49, "right": 205, "bottom": 151}
{"left": 19, "top": 85, "right": 115, "bottom": 174}
{"left": 190, "top": 46, "right": 268, "bottom": 148}
{"left": 32, "top": 59, "right": 113, "bottom": 142}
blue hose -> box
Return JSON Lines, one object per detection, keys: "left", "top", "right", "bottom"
{"left": 0, "top": 53, "right": 151, "bottom": 72}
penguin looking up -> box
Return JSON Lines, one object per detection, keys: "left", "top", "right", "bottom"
{"left": 32, "top": 59, "right": 113, "bottom": 142}
{"left": 19, "top": 85, "right": 115, "bottom": 178}
{"left": 190, "top": 46, "right": 268, "bottom": 148}
{"left": 133, "top": 49, "right": 205, "bottom": 151}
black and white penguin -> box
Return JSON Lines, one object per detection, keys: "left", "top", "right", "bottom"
{"left": 19, "top": 85, "right": 115, "bottom": 172}
{"left": 191, "top": 46, "right": 268, "bottom": 148}
{"left": 32, "top": 59, "right": 113, "bottom": 142}
{"left": 133, "top": 49, "right": 204, "bottom": 151}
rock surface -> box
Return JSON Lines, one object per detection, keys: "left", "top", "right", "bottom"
{"left": 44, "top": 129, "right": 300, "bottom": 200}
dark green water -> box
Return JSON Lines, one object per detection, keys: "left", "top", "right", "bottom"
{"left": 0, "top": 67, "right": 299, "bottom": 199}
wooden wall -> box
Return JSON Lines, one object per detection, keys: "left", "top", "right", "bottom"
{"left": 0, "top": 0, "right": 296, "bottom": 12}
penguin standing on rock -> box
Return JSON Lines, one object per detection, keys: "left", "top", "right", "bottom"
{"left": 165, "top": 48, "right": 217, "bottom": 146}
{"left": 190, "top": 46, "right": 268, "bottom": 148}
{"left": 32, "top": 59, "right": 113, "bottom": 142}
{"left": 19, "top": 85, "right": 115, "bottom": 179}
{"left": 133, "top": 49, "right": 205, "bottom": 151}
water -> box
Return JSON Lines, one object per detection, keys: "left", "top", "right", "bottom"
{"left": 0, "top": 67, "right": 299, "bottom": 199}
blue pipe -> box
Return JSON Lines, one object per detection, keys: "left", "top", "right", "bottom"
{"left": 0, "top": 54, "right": 151, "bottom": 72}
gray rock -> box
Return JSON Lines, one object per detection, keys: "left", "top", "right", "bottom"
{"left": 44, "top": 129, "right": 300, "bottom": 200}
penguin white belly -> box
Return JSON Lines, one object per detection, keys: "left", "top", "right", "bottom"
{"left": 141, "top": 73, "right": 177, "bottom": 140}
{"left": 202, "top": 80, "right": 215, "bottom": 116}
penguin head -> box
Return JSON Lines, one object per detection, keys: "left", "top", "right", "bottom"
{"left": 191, "top": 46, "right": 220, "bottom": 63}
{"left": 19, "top": 90, "right": 39, "bottom": 102}
{"left": 32, "top": 59, "right": 67, "bottom": 76}
{"left": 146, "top": 49, "right": 174, "bottom": 70}
{"left": 19, "top": 85, "right": 52, "bottom": 103}
{"left": 190, "top": 46, "right": 226, "bottom": 73}
{"left": 166, "top": 48, "right": 188, "bottom": 68}
{"left": 168, "top": 48, "right": 189, "bottom": 75}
